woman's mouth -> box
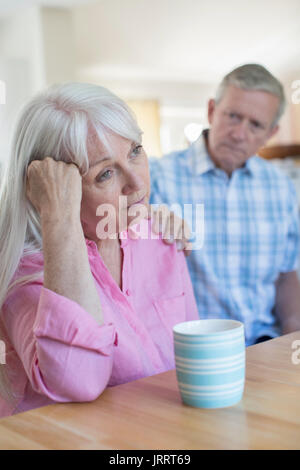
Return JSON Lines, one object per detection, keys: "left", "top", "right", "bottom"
{"left": 127, "top": 196, "right": 146, "bottom": 208}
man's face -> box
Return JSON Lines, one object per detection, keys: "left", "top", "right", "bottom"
{"left": 207, "top": 85, "right": 280, "bottom": 175}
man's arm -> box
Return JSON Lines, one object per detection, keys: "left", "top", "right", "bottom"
{"left": 275, "top": 271, "right": 300, "bottom": 334}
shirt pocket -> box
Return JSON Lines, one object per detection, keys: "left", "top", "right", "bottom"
{"left": 152, "top": 292, "right": 186, "bottom": 337}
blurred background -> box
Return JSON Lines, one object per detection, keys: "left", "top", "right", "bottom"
{"left": 0, "top": 0, "right": 300, "bottom": 170}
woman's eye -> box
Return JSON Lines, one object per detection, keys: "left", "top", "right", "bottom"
{"left": 131, "top": 145, "right": 143, "bottom": 157}
{"left": 97, "top": 169, "right": 112, "bottom": 182}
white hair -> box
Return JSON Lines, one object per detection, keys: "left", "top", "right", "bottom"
{"left": 0, "top": 82, "right": 142, "bottom": 402}
{"left": 215, "top": 64, "right": 286, "bottom": 127}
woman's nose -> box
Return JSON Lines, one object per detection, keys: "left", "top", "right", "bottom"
{"left": 121, "top": 171, "right": 144, "bottom": 195}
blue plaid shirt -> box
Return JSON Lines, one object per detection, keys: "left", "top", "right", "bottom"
{"left": 149, "top": 131, "right": 300, "bottom": 345}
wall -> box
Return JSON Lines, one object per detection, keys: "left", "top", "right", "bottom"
{"left": 267, "top": 72, "right": 300, "bottom": 147}
{"left": 289, "top": 72, "right": 300, "bottom": 143}
{"left": 0, "top": 3, "right": 299, "bottom": 167}
{"left": 40, "top": 7, "right": 76, "bottom": 85}
{"left": 0, "top": 7, "right": 45, "bottom": 166}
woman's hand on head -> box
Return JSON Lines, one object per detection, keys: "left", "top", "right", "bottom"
{"left": 26, "top": 157, "right": 82, "bottom": 221}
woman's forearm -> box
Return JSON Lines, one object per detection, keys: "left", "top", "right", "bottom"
{"left": 41, "top": 214, "right": 103, "bottom": 325}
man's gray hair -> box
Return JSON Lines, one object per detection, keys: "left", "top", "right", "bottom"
{"left": 215, "top": 64, "right": 286, "bottom": 127}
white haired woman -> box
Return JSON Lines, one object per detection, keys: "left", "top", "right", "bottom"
{"left": 0, "top": 83, "right": 198, "bottom": 417}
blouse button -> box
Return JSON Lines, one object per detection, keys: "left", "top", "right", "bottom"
{"left": 126, "top": 289, "right": 131, "bottom": 296}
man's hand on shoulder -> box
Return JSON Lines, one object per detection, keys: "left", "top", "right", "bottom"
{"left": 150, "top": 205, "right": 192, "bottom": 256}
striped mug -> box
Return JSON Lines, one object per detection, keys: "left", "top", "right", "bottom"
{"left": 173, "top": 319, "right": 245, "bottom": 408}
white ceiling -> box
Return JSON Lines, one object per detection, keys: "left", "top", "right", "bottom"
{"left": 0, "top": 0, "right": 300, "bottom": 86}
{"left": 72, "top": 0, "right": 300, "bottom": 83}
{"left": 0, "top": 0, "right": 95, "bottom": 16}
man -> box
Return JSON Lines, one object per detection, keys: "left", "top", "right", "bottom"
{"left": 149, "top": 64, "right": 300, "bottom": 346}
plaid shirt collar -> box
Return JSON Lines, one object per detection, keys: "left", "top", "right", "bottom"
{"left": 188, "top": 129, "right": 259, "bottom": 177}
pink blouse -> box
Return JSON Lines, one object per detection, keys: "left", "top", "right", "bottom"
{"left": 0, "top": 219, "right": 198, "bottom": 418}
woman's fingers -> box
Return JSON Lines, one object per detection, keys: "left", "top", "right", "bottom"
{"left": 26, "top": 157, "right": 82, "bottom": 217}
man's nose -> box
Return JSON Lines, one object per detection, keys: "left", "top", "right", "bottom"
{"left": 231, "top": 120, "right": 248, "bottom": 141}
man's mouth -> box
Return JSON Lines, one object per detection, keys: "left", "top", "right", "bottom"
{"left": 221, "top": 144, "right": 246, "bottom": 156}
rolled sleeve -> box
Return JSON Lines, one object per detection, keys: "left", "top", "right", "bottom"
{"left": 4, "top": 285, "right": 118, "bottom": 404}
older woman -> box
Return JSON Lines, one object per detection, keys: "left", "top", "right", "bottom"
{"left": 0, "top": 83, "right": 198, "bottom": 417}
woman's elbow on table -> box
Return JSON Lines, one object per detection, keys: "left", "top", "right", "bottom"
{"left": 30, "top": 339, "right": 115, "bottom": 404}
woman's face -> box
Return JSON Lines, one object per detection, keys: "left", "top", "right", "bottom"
{"left": 80, "top": 130, "right": 150, "bottom": 243}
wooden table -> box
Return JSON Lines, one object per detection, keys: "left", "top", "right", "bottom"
{"left": 0, "top": 331, "right": 300, "bottom": 450}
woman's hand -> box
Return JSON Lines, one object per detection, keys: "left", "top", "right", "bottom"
{"left": 26, "top": 157, "right": 82, "bottom": 221}
{"left": 26, "top": 157, "right": 103, "bottom": 325}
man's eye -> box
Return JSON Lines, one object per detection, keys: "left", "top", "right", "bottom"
{"left": 131, "top": 145, "right": 143, "bottom": 157}
{"left": 251, "top": 121, "right": 262, "bottom": 129}
{"left": 97, "top": 169, "right": 112, "bottom": 182}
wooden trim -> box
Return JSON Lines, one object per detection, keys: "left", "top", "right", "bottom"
{"left": 258, "top": 144, "right": 300, "bottom": 159}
